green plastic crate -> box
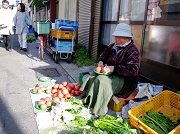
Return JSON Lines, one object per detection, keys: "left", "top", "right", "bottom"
{"left": 37, "top": 22, "right": 50, "bottom": 34}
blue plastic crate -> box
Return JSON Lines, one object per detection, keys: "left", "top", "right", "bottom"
{"left": 28, "top": 28, "right": 34, "bottom": 33}
{"left": 52, "top": 39, "right": 73, "bottom": 51}
{"left": 59, "top": 26, "right": 75, "bottom": 31}
{"left": 55, "top": 19, "right": 78, "bottom": 30}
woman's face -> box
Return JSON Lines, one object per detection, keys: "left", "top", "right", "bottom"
{"left": 17, "top": 4, "right": 21, "bottom": 11}
{"left": 2, "top": 2, "right": 9, "bottom": 9}
{"left": 115, "top": 36, "right": 126, "bottom": 46}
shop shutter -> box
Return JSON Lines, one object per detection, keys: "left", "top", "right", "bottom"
{"left": 91, "top": 0, "right": 101, "bottom": 59}
{"left": 78, "top": 0, "right": 91, "bottom": 49}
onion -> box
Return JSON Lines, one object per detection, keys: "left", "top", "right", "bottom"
{"left": 58, "top": 93, "right": 64, "bottom": 98}
{"left": 51, "top": 88, "right": 58, "bottom": 94}
{"left": 40, "top": 104, "right": 47, "bottom": 109}
{"left": 62, "top": 81, "right": 68, "bottom": 87}
{"left": 53, "top": 84, "right": 59, "bottom": 89}
{"left": 45, "top": 101, "right": 52, "bottom": 108}
{"left": 52, "top": 97, "right": 59, "bottom": 103}
{"left": 46, "top": 88, "right": 52, "bottom": 94}
{"left": 44, "top": 97, "right": 51, "bottom": 102}
{"left": 62, "top": 88, "right": 69, "bottom": 95}
{"left": 38, "top": 100, "right": 45, "bottom": 106}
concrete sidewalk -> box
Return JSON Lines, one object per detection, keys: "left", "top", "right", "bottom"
{"left": 0, "top": 35, "right": 95, "bottom": 134}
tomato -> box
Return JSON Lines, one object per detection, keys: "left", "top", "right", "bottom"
{"left": 62, "top": 88, "right": 69, "bottom": 95}
{"left": 51, "top": 88, "right": 58, "bottom": 94}
{"left": 57, "top": 90, "right": 62, "bottom": 94}
{"left": 64, "top": 94, "right": 71, "bottom": 99}
{"left": 58, "top": 84, "right": 64, "bottom": 89}
{"left": 44, "top": 97, "right": 51, "bottom": 102}
{"left": 40, "top": 104, "right": 47, "bottom": 109}
{"left": 38, "top": 100, "right": 45, "bottom": 106}
{"left": 71, "top": 90, "right": 75, "bottom": 96}
{"left": 69, "top": 83, "right": 75, "bottom": 89}
{"left": 53, "top": 92, "right": 58, "bottom": 97}
{"left": 53, "top": 84, "right": 59, "bottom": 89}
{"left": 45, "top": 101, "right": 52, "bottom": 108}
{"left": 32, "top": 88, "right": 37, "bottom": 93}
{"left": 96, "top": 66, "right": 102, "bottom": 72}
{"left": 76, "top": 83, "right": 81, "bottom": 88}
{"left": 62, "top": 81, "right": 68, "bottom": 87}
{"left": 66, "top": 85, "right": 72, "bottom": 93}
{"left": 74, "top": 91, "right": 80, "bottom": 96}
{"left": 58, "top": 93, "right": 64, "bottom": 98}
{"left": 52, "top": 97, "right": 59, "bottom": 103}
{"left": 45, "top": 88, "right": 51, "bottom": 94}
{"left": 74, "top": 85, "right": 80, "bottom": 91}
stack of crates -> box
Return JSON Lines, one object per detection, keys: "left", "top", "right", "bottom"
{"left": 51, "top": 19, "right": 78, "bottom": 52}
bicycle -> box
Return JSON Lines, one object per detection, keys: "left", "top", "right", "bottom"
{"left": 37, "top": 19, "right": 52, "bottom": 61}
{"left": 38, "top": 34, "right": 47, "bottom": 61}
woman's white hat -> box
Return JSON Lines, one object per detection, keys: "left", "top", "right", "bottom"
{"left": 112, "top": 23, "right": 133, "bottom": 37}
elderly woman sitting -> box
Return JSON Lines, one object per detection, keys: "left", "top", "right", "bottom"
{"left": 80, "top": 23, "right": 140, "bottom": 116}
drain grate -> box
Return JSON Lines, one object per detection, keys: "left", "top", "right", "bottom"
{"left": 34, "top": 68, "right": 61, "bottom": 78}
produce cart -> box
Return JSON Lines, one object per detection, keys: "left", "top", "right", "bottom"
{"left": 46, "top": 19, "right": 78, "bottom": 63}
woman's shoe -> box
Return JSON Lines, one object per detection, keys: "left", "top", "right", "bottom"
{"left": 7, "top": 48, "right": 12, "bottom": 52}
{"left": 20, "top": 47, "right": 23, "bottom": 50}
{"left": 23, "top": 48, "right": 27, "bottom": 52}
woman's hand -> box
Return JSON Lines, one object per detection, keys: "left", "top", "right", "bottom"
{"left": 103, "top": 66, "right": 114, "bottom": 74}
{"left": 98, "top": 61, "right": 104, "bottom": 67}
{"left": 29, "top": 25, "right": 32, "bottom": 29}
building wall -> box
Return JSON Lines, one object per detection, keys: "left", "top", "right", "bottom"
{"left": 58, "top": 0, "right": 77, "bottom": 20}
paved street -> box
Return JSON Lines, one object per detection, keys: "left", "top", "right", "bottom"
{"left": 0, "top": 35, "right": 85, "bottom": 134}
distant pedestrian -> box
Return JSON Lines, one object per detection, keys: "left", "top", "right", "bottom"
{"left": 13, "top": 3, "right": 32, "bottom": 52}
{"left": 0, "top": 0, "right": 14, "bottom": 52}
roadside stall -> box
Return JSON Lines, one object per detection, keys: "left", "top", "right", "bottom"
{"left": 29, "top": 75, "right": 180, "bottom": 134}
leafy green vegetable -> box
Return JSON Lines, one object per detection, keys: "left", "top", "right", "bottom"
{"left": 66, "top": 97, "right": 84, "bottom": 107}
{"left": 139, "top": 111, "right": 179, "bottom": 134}
{"left": 92, "top": 115, "right": 143, "bottom": 134}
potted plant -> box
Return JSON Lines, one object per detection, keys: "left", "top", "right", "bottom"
{"left": 26, "top": 35, "right": 36, "bottom": 43}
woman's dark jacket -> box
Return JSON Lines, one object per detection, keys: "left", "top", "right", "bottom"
{"left": 98, "top": 41, "right": 140, "bottom": 98}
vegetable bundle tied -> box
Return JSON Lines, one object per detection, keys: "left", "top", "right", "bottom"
{"left": 139, "top": 111, "right": 179, "bottom": 134}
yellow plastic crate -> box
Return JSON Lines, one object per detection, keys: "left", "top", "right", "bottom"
{"left": 108, "top": 98, "right": 127, "bottom": 112}
{"left": 128, "top": 90, "right": 180, "bottom": 134}
{"left": 50, "top": 29, "right": 74, "bottom": 39}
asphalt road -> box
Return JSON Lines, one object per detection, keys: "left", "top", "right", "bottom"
{"left": 0, "top": 35, "right": 74, "bottom": 134}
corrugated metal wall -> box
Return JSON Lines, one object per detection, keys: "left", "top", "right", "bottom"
{"left": 58, "top": 0, "right": 77, "bottom": 21}
{"left": 78, "top": 0, "right": 91, "bottom": 49}
{"left": 91, "top": 0, "right": 101, "bottom": 59}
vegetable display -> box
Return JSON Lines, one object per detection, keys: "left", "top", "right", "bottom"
{"left": 51, "top": 97, "right": 92, "bottom": 126}
{"left": 138, "top": 111, "right": 179, "bottom": 134}
{"left": 50, "top": 99, "right": 143, "bottom": 134}
{"left": 45, "top": 82, "right": 82, "bottom": 99}
{"left": 88, "top": 115, "right": 143, "bottom": 134}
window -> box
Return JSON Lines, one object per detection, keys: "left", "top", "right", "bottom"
{"left": 159, "top": 0, "right": 180, "bottom": 20}
{"left": 102, "top": 0, "right": 119, "bottom": 21}
{"left": 119, "top": 0, "right": 146, "bottom": 21}
{"left": 101, "top": 24, "right": 117, "bottom": 45}
{"left": 142, "top": 0, "right": 180, "bottom": 68}
{"left": 101, "top": 0, "right": 146, "bottom": 48}
{"left": 142, "top": 25, "right": 180, "bottom": 68}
